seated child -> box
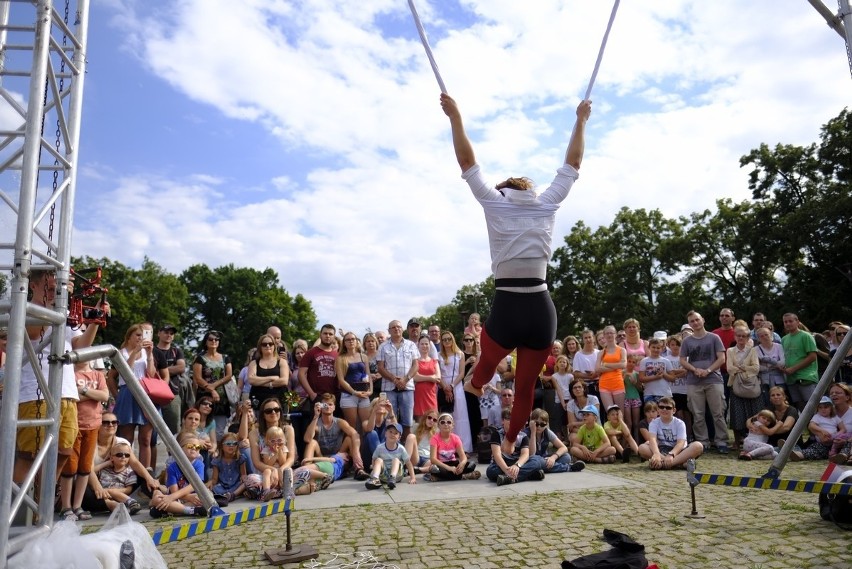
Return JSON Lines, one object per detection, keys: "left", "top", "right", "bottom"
{"left": 207, "top": 432, "right": 248, "bottom": 502}
{"left": 524, "top": 408, "right": 585, "bottom": 473}
{"left": 365, "top": 422, "right": 416, "bottom": 489}
{"left": 257, "top": 426, "right": 289, "bottom": 501}
{"left": 739, "top": 409, "right": 778, "bottom": 460}
{"left": 603, "top": 404, "right": 640, "bottom": 463}
{"left": 570, "top": 405, "right": 617, "bottom": 464}
{"left": 149, "top": 437, "right": 207, "bottom": 518}
{"left": 638, "top": 401, "right": 659, "bottom": 445}
{"left": 84, "top": 442, "right": 142, "bottom": 515}
{"left": 637, "top": 397, "right": 704, "bottom": 470}
{"left": 804, "top": 396, "right": 846, "bottom": 461}
{"left": 427, "top": 413, "right": 480, "bottom": 481}
{"left": 485, "top": 408, "right": 546, "bottom": 485}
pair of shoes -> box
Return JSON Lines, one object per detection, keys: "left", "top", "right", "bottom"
{"left": 72, "top": 507, "right": 92, "bottom": 521}
{"left": 353, "top": 469, "right": 370, "bottom": 481}
{"left": 462, "top": 470, "right": 481, "bottom": 480}
{"left": 830, "top": 452, "right": 849, "bottom": 465}
{"left": 125, "top": 500, "right": 142, "bottom": 515}
{"left": 738, "top": 452, "right": 752, "bottom": 461}
{"left": 192, "top": 506, "right": 207, "bottom": 517}
{"left": 621, "top": 449, "right": 632, "bottom": 464}
{"left": 496, "top": 474, "right": 516, "bottom": 486}
{"left": 717, "top": 445, "right": 730, "bottom": 455}
{"left": 317, "top": 474, "right": 333, "bottom": 491}
{"left": 365, "top": 477, "right": 382, "bottom": 490}
{"left": 569, "top": 460, "right": 586, "bottom": 472}
{"left": 529, "top": 469, "right": 546, "bottom": 481}
{"left": 386, "top": 479, "right": 396, "bottom": 490}
{"left": 59, "top": 508, "right": 77, "bottom": 522}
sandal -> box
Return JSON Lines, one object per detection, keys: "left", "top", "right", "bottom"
{"left": 260, "top": 488, "right": 275, "bottom": 502}
{"left": 72, "top": 507, "right": 92, "bottom": 521}
{"left": 317, "top": 474, "right": 333, "bottom": 491}
{"left": 125, "top": 500, "right": 142, "bottom": 515}
{"left": 59, "top": 508, "right": 77, "bottom": 522}
{"left": 462, "top": 471, "right": 481, "bottom": 480}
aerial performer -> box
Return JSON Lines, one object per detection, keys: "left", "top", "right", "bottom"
{"left": 440, "top": 94, "right": 591, "bottom": 454}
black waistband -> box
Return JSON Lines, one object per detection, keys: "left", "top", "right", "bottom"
{"left": 495, "top": 278, "right": 546, "bottom": 288}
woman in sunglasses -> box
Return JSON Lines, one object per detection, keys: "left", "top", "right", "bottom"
{"left": 193, "top": 330, "right": 233, "bottom": 437}
{"left": 244, "top": 397, "right": 297, "bottom": 498}
{"left": 247, "top": 334, "right": 290, "bottom": 409}
{"left": 426, "top": 413, "right": 480, "bottom": 481}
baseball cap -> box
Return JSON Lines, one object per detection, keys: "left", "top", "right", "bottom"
{"left": 653, "top": 331, "right": 667, "bottom": 341}
{"left": 386, "top": 422, "right": 402, "bottom": 433}
{"left": 159, "top": 323, "right": 177, "bottom": 332}
{"left": 580, "top": 405, "right": 598, "bottom": 415}
{"left": 606, "top": 404, "right": 621, "bottom": 414}
{"left": 819, "top": 396, "right": 833, "bottom": 405}
{"left": 681, "top": 323, "right": 692, "bottom": 331}
{"left": 407, "top": 318, "right": 421, "bottom": 327}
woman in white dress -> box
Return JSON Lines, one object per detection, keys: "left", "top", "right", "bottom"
{"left": 438, "top": 331, "right": 472, "bottom": 453}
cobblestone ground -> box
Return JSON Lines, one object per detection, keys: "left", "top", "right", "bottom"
{"left": 153, "top": 455, "right": 850, "bottom": 569}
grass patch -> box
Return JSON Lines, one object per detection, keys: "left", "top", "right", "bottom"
{"left": 779, "top": 501, "right": 813, "bottom": 513}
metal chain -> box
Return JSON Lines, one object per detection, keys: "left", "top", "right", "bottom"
{"left": 48, "top": 1, "right": 71, "bottom": 254}
{"left": 842, "top": 0, "right": 852, "bottom": 79}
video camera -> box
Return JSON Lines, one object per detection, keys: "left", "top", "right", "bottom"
{"left": 67, "top": 266, "right": 109, "bottom": 328}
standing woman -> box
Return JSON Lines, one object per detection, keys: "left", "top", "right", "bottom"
{"left": 727, "top": 326, "right": 763, "bottom": 449}
{"left": 437, "top": 332, "right": 462, "bottom": 415}
{"left": 440, "top": 93, "right": 591, "bottom": 453}
{"left": 110, "top": 323, "right": 162, "bottom": 469}
{"left": 441, "top": 332, "right": 472, "bottom": 452}
{"left": 362, "top": 333, "right": 383, "bottom": 399}
{"left": 829, "top": 325, "right": 852, "bottom": 384}
{"left": 247, "top": 334, "right": 290, "bottom": 409}
{"left": 755, "top": 327, "right": 786, "bottom": 408}
{"left": 336, "top": 332, "right": 372, "bottom": 433}
{"left": 413, "top": 336, "right": 441, "bottom": 423}
{"left": 622, "top": 318, "right": 648, "bottom": 358}
{"left": 193, "top": 330, "right": 233, "bottom": 438}
{"left": 460, "top": 334, "right": 483, "bottom": 450}
{"left": 572, "top": 330, "right": 600, "bottom": 399}
{"left": 562, "top": 335, "right": 580, "bottom": 367}
{"left": 595, "top": 325, "right": 627, "bottom": 413}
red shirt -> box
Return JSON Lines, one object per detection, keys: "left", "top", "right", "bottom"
{"left": 712, "top": 327, "right": 736, "bottom": 374}
{"left": 300, "top": 346, "right": 339, "bottom": 397}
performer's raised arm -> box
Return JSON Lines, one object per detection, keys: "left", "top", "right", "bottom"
{"left": 565, "top": 100, "right": 592, "bottom": 170}
{"left": 440, "top": 93, "right": 476, "bottom": 173}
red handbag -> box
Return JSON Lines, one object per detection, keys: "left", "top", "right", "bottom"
{"left": 140, "top": 376, "right": 175, "bottom": 406}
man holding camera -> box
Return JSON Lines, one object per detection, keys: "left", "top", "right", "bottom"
{"left": 377, "top": 320, "right": 419, "bottom": 439}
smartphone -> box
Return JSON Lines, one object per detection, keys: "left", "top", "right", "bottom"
{"left": 142, "top": 328, "right": 153, "bottom": 342}
{"left": 379, "top": 392, "right": 387, "bottom": 401}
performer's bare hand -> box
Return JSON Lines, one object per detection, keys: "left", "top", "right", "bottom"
{"left": 576, "top": 100, "right": 592, "bottom": 122}
{"left": 440, "top": 93, "right": 460, "bottom": 119}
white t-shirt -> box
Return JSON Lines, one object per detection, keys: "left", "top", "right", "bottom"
{"left": 839, "top": 407, "right": 852, "bottom": 434}
{"left": 810, "top": 413, "right": 843, "bottom": 435}
{"left": 553, "top": 372, "right": 573, "bottom": 402}
{"left": 650, "top": 416, "right": 687, "bottom": 449}
{"left": 639, "top": 356, "right": 673, "bottom": 398}
{"left": 20, "top": 326, "right": 78, "bottom": 403}
{"left": 572, "top": 351, "right": 599, "bottom": 377}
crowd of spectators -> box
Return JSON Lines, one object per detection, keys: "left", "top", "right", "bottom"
{"left": 2, "top": 294, "right": 851, "bottom": 520}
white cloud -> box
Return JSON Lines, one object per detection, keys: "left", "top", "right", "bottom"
{"left": 67, "top": 0, "right": 852, "bottom": 335}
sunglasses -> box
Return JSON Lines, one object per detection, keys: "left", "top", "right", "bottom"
{"left": 207, "top": 337, "right": 220, "bottom": 342}
{"left": 112, "top": 452, "right": 131, "bottom": 458}
{"left": 184, "top": 444, "right": 205, "bottom": 451}
{"left": 426, "top": 416, "right": 438, "bottom": 421}
{"left": 263, "top": 407, "right": 282, "bottom": 415}
{"left": 657, "top": 405, "right": 674, "bottom": 410}
{"left": 261, "top": 342, "right": 275, "bottom": 347}
{"left": 463, "top": 338, "right": 474, "bottom": 342}
{"left": 535, "top": 421, "right": 547, "bottom": 428}
{"left": 441, "top": 338, "right": 453, "bottom": 342}
{"left": 838, "top": 332, "right": 848, "bottom": 337}
{"left": 439, "top": 420, "right": 453, "bottom": 425}
{"left": 198, "top": 401, "right": 213, "bottom": 407}
{"left": 222, "top": 441, "right": 238, "bottom": 446}
{"left": 102, "top": 420, "right": 119, "bottom": 426}
{"left": 269, "top": 438, "right": 285, "bottom": 445}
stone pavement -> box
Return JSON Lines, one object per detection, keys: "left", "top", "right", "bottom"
{"left": 135, "top": 454, "right": 849, "bottom": 569}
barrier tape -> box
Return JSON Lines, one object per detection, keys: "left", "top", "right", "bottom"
{"left": 150, "top": 498, "right": 292, "bottom": 546}
{"left": 693, "top": 472, "right": 852, "bottom": 495}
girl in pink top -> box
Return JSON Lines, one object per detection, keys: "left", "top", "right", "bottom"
{"left": 426, "top": 413, "right": 480, "bottom": 481}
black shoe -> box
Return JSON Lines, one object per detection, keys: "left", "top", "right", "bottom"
{"left": 386, "top": 479, "right": 396, "bottom": 490}
{"left": 622, "top": 449, "right": 632, "bottom": 464}
{"left": 353, "top": 469, "right": 370, "bottom": 481}
{"left": 365, "top": 477, "right": 382, "bottom": 490}
{"left": 496, "top": 474, "right": 515, "bottom": 486}
{"left": 463, "top": 461, "right": 477, "bottom": 474}
{"left": 149, "top": 507, "right": 165, "bottom": 519}
{"left": 530, "top": 469, "right": 546, "bottom": 481}
{"left": 192, "top": 506, "right": 207, "bottom": 517}
{"left": 569, "top": 460, "right": 586, "bottom": 472}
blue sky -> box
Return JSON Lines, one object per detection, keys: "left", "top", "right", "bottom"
{"left": 3, "top": 0, "right": 850, "bottom": 338}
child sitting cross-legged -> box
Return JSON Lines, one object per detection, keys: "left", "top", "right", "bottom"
{"left": 149, "top": 436, "right": 208, "bottom": 518}
{"left": 206, "top": 432, "right": 248, "bottom": 502}
{"left": 570, "top": 404, "right": 617, "bottom": 464}
{"left": 365, "top": 422, "right": 416, "bottom": 490}
{"left": 637, "top": 396, "right": 704, "bottom": 470}
{"left": 738, "top": 409, "right": 779, "bottom": 460}
{"left": 84, "top": 442, "right": 143, "bottom": 515}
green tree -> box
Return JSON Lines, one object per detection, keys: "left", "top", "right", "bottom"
{"left": 180, "top": 264, "right": 317, "bottom": 361}
{"left": 739, "top": 107, "right": 852, "bottom": 326}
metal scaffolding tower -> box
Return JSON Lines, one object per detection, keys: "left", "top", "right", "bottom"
{"left": 0, "top": 0, "right": 90, "bottom": 565}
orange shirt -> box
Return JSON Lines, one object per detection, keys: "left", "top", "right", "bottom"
{"left": 598, "top": 346, "right": 625, "bottom": 392}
